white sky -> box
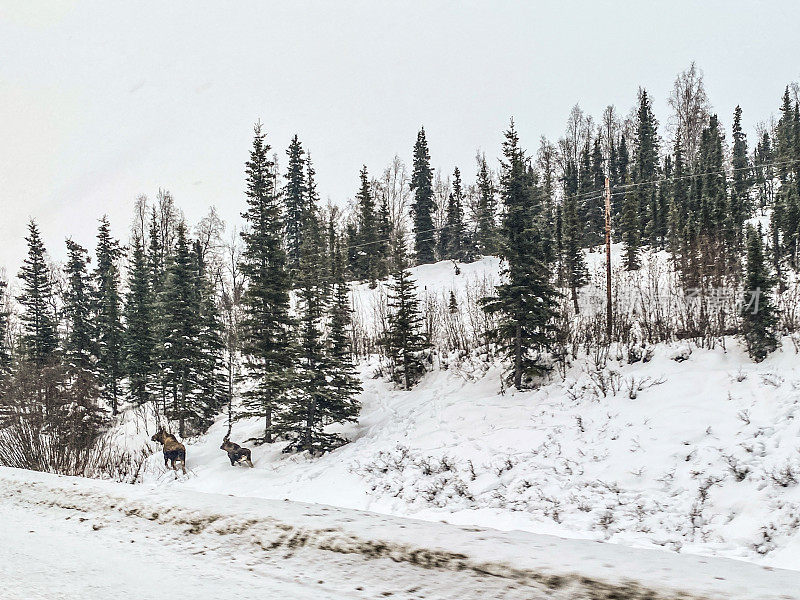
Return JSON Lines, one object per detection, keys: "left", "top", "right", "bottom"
{"left": 1, "top": 1, "right": 799, "bottom": 276}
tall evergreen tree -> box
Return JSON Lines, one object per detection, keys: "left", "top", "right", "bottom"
{"left": 482, "top": 121, "right": 560, "bottom": 389}
{"left": 17, "top": 220, "right": 58, "bottom": 409}
{"left": 583, "top": 136, "right": 606, "bottom": 247}
{"left": 741, "top": 225, "right": 779, "bottom": 362}
{"left": 277, "top": 216, "right": 341, "bottom": 452}
{"left": 18, "top": 220, "right": 58, "bottom": 367}
{"left": 439, "top": 166, "right": 468, "bottom": 261}
{"left": 776, "top": 88, "right": 796, "bottom": 183}
{"left": 327, "top": 239, "right": 362, "bottom": 419}
{"left": 621, "top": 174, "right": 641, "bottom": 271}
{"left": 562, "top": 159, "right": 588, "bottom": 312}
{"left": 63, "top": 240, "right": 97, "bottom": 383}
{"left": 239, "top": 123, "right": 296, "bottom": 443}
{"left": 651, "top": 154, "right": 671, "bottom": 249}
{"left": 696, "top": 115, "right": 729, "bottom": 280}
{"left": 382, "top": 235, "right": 429, "bottom": 390}
{"left": 410, "top": 127, "right": 436, "bottom": 264}
{"left": 730, "top": 105, "right": 751, "bottom": 252}
{"left": 94, "top": 216, "right": 124, "bottom": 414}
{"left": 353, "top": 166, "right": 381, "bottom": 285}
{"left": 161, "top": 221, "right": 198, "bottom": 437}
{"left": 376, "top": 191, "right": 393, "bottom": 279}
{"left": 284, "top": 135, "right": 308, "bottom": 278}
{"left": 633, "top": 90, "right": 660, "bottom": 245}
{"left": 754, "top": 131, "right": 775, "bottom": 211}
{"left": 475, "top": 154, "right": 498, "bottom": 255}
{"left": 191, "top": 238, "right": 227, "bottom": 430}
{"left": 123, "top": 234, "right": 155, "bottom": 406}
{"left": 63, "top": 239, "right": 105, "bottom": 446}
{"left": 612, "top": 134, "right": 630, "bottom": 223}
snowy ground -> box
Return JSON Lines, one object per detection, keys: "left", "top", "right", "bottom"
{"left": 2, "top": 467, "right": 798, "bottom": 599}
{"left": 73, "top": 252, "right": 800, "bottom": 579}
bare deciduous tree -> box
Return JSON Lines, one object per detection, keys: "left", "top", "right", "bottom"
{"left": 668, "top": 61, "right": 711, "bottom": 161}
{"left": 376, "top": 155, "right": 412, "bottom": 234}
{"left": 600, "top": 105, "right": 622, "bottom": 163}
{"left": 560, "top": 104, "right": 593, "bottom": 167}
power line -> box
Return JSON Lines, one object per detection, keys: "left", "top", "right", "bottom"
{"left": 287, "top": 156, "right": 800, "bottom": 261}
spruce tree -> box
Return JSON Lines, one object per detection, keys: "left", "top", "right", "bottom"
{"left": 621, "top": 174, "right": 641, "bottom": 270}
{"left": 410, "top": 127, "right": 436, "bottom": 264}
{"left": 17, "top": 220, "right": 59, "bottom": 414}
{"left": 147, "top": 206, "right": 170, "bottom": 412}
{"left": 633, "top": 90, "right": 660, "bottom": 245}
{"left": 123, "top": 234, "right": 155, "bottom": 406}
{"left": 440, "top": 166, "right": 468, "bottom": 261}
{"left": 584, "top": 136, "right": 605, "bottom": 247}
{"left": 652, "top": 154, "right": 671, "bottom": 249}
{"left": 63, "top": 239, "right": 105, "bottom": 446}
{"left": 729, "top": 105, "right": 750, "bottom": 251}
{"left": 754, "top": 131, "right": 774, "bottom": 211}
{"left": 696, "top": 115, "right": 729, "bottom": 280}
{"left": 475, "top": 154, "right": 498, "bottom": 255}
{"left": 376, "top": 192, "right": 393, "bottom": 280}
{"left": 284, "top": 135, "right": 308, "bottom": 278}
{"left": 741, "top": 225, "right": 779, "bottom": 362}
{"left": 382, "top": 235, "right": 429, "bottom": 389}
{"left": 18, "top": 220, "right": 58, "bottom": 368}
{"left": 161, "top": 221, "right": 198, "bottom": 437}
{"left": 578, "top": 139, "right": 602, "bottom": 247}
{"left": 612, "top": 135, "right": 630, "bottom": 223}
{"left": 481, "top": 121, "right": 560, "bottom": 389}
{"left": 776, "top": 87, "right": 795, "bottom": 183}
{"left": 63, "top": 240, "right": 97, "bottom": 382}
{"left": 239, "top": 123, "right": 296, "bottom": 443}
{"left": 353, "top": 166, "right": 381, "bottom": 285}
{"left": 277, "top": 216, "right": 338, "bottom": 452}
{"left": 327, "top": 239, "right": 362, "bottom": 424}
{"left": 562, "top": 159, "right": 588, "bottom": 312}
{"left": 191, "top": 239, "right": 227, "bottom": 430}
{"left": 94, "top": 216, "right": 125, "bottom": 415}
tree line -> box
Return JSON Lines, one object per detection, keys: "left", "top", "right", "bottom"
{"left": 1, "top": 63, "right": 798, "bottom": 456}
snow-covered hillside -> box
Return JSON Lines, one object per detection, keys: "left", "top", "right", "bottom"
{"left": 117, "top": 252, "right": 800, "bottom": 572}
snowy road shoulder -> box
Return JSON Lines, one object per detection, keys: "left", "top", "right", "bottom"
{"left": 1, "top": 467, "right": 797, "bottom": 599}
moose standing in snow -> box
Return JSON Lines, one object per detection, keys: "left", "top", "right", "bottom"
{"left": 151, "top": 428, "right": 187, "bottom": 475}
{"left": 220, "top": 436, "right": 254, "bottom": 468}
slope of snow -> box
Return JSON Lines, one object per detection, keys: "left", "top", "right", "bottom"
{"left": 3, "top": 467, "right": 799, "bottom": 600}
{"left": 101, "top": 251, "right": 799, "bottom": 572}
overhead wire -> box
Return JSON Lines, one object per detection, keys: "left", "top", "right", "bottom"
{"left": 318, "top": 156, "right": 800, "bottom": 259}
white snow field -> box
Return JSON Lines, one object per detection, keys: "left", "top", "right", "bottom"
{"left": 11, "top": 251, "right": 800, "bottom": 597}
{"left": 2, "top": 467, "right": 798, "bottom": 600}
{"left": 120, "top": 252, "right": 800, "bottom": 574}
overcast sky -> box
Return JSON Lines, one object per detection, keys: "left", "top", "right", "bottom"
{"left": 1, "top": 1, "right": 799, "bottom": 277}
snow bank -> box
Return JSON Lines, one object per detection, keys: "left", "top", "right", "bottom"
{"left": 3, "top": 466, "right": 798, "bottom": 599}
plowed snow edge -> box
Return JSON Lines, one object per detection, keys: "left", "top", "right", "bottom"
{"left": 1, "top": 468, "right": 794, "bottom": 599}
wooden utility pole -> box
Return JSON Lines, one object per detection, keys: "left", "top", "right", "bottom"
{"left": 604, "top": 175, "right": 613, "bottom": 341}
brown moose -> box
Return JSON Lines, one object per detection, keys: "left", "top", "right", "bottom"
{"left": 151, "top": 428, "right": 187, "bottom": 474}
{"left": 220, "top": 436, "right": 254, "bottom": 468}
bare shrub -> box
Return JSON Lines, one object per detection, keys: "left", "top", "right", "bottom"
{"left": 0, "top": 416, "right": 149, "bottom": 483}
